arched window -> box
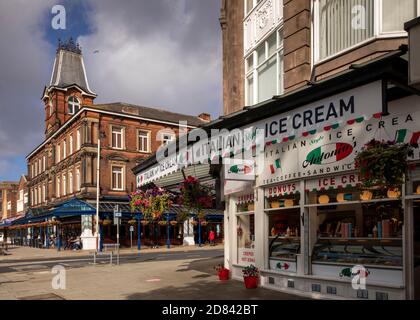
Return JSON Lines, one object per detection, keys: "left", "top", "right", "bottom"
{"left": 68, "top": 96, "right": 80, "bottom": 115}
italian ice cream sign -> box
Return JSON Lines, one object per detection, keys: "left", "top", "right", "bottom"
{"left": 259, "top": 111, "right": 420, "bottom": 185}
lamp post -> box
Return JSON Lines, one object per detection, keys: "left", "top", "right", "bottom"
{"left": 95, "top": 137, "right": 100, "bottom": 251}
{"left": 95, "top": 131, "right": 106, "bottom": 251}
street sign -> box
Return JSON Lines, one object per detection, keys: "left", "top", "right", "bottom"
{"left": 114, "top": 212, "right": 122, "bottom": 218}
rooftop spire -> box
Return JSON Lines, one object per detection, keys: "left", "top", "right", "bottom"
{"left": 57, "top": 37, "right": 82, "bottom": 55}
{"left": 48, "top": 37, "right": 96, "bottom": 96}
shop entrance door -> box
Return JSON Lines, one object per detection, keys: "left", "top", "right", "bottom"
{"left": 414, "top": 201, "right": 420, "bottom": 300}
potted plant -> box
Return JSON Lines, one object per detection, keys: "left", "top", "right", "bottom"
{"left": 355, "top": 139, "right": 415, "bottom": 189}
{"left": 214, "top": 264, "right": 230, "bottom": 281}
{"left": 242, "top": 265, "right": 259, "bottom": 289}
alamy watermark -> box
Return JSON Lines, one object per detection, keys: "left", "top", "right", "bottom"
{"left": 51, "top": 265, "right": 66, "bottom": 290}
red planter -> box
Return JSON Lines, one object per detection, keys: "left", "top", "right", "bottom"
{"left": 243, "top": 276, "right": 258, "bottom": 289}
{"left": 218, "top": 269, "right": 230, "bottom": 281}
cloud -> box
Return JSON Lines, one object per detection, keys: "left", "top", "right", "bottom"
{"left": 78, "top": 0, "right": 222, "bottom": 119}
{"left": 0, "top": 0, "right": 56, "bottom": 180}
{"left": 0, "top": 0, "right": 223, "bottom": 181}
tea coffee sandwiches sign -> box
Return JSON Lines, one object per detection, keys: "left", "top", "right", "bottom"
{"left": 259, "top": 111, "right": 420, "bottom": 186}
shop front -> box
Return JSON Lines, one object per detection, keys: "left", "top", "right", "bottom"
{"left": 224, "top": 56, "right": 420, "bottom": 299}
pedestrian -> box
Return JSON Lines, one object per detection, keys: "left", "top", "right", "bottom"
{"left": 209, "top": 229, "right": 215, "bottom": 246}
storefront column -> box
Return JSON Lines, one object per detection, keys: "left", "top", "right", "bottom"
{"left": 46, "top": 224, "right": 49, "bottom": 249}
{"left": 166, "top": 215, "right": 170, "bottom": 249}
{"left": 137, "top": 217, "right": 141, "bottom": 251}
{"left": 299, "top": 180, "right": 308, "bottom": 275}
{"left": 254, "top": 187, "right": 266, "bottom": 269}
{"left": 183, "top": 217, "right": 195, "bottom": 246}
{"left": 198, "top": 221, "right": 202, "bottom": 247}
{"left": 224, "top": 202, "right": 230, "bottom": 269}
{"left": 81, "top": 215, "right": 96, "bottom": 250}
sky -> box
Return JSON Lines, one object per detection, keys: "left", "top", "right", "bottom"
{"left": 0, "top": 0, "right": 222, "bottom": 182}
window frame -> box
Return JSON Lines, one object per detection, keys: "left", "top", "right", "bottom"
{"left": 111, "top": 165, "right": 125, "bottom": 191}
{"left": 76, "top": 167, "right": 81, "bottom": 192}
{"left": 111, "top": 126, "right": 125, "bottom": 150}
{"left": 245, "top": 27, "right": 284, "bottom": 106}
{"left": 76, "top": 129, "right": 81, "bottom": 150}
{"left": 69, "top": 134, "right": 73, "bottom": 155}
{"left": 313, "top": 0, "right": 420, "bottom": 64}
{"left": 68, "top": 96, "right": 81, "bottom": 115}
{"left": 137, "top": 129, "right": 151, "bottom": 153}
{"left": 69, "top": 171, "right": 73, "bottom": 194}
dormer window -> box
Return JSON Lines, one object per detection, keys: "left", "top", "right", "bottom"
{"left": 68, "top": 96, "right": 80, "bottom": 115}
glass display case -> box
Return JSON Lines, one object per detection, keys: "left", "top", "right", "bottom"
{"left": 269, "top": 235, "right": 301, "bottom": 261}
{"left": 312, "top": 238, "right": 402, "bottom": 267}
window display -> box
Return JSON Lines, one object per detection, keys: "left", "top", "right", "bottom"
{"left": 237, "top": 214, "right": 255, "bottom": 265}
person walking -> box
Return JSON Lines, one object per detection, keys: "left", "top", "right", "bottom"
{"left": 209, "top": 229, "right": 215, "bottom": 246}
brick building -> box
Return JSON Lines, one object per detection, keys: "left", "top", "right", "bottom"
{"left": 221, "top": 0, "right": 417, "bottom": 115}
{"left": 21, "top": 39, "right": 209, "bottom": 249}
{"left": 0, "top": 182, "right": 18, "bottom": 221}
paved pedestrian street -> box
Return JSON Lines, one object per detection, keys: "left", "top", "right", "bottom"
{"left": 0, "top": 246, "right": 303, "bottom": 300}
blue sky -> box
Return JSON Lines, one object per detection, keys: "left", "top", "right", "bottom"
{"left": 0, "top": 0, "right": 222, "bottom": 182}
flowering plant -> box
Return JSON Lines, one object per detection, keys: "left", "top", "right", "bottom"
{"left": 177, "top": 176, "right": 214, "bottom": 221}
{"left": 355, "top": 139, "right": 415, "bottom": 188}
{"left": 129, "top": 187, "right": 173, "bottom": 221}
{"left": 242, "top": 265, "right": 259, "bottom": 277}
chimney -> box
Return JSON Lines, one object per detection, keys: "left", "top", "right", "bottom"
{"left": 405, "top": 17, "right": 420, "bottom": 90}
{"left": 198, "top": 113, "right": 211, "bottom": 122}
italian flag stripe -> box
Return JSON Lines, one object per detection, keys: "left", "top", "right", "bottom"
{"left": 395, "top": 129, "right": 407, "bottom": 143}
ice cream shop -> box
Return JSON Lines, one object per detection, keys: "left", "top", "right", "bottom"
{"left": 132, "top": 53, "right": 420, "bottom": 299}
{"left": 222, "top": 53, "right": 420, "bottom": 300}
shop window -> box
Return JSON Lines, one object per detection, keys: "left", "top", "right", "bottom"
{"left": 237, "top": 214, "right": 255, "bottom": 266}
{"left": 312, "top": 200, "right": 403, "bottom": 268}
{"left": 287, "top": 280, "right": 294, "bottom": 288}
{"left": 268, "top": 277, "right": 275, "bottom": 285}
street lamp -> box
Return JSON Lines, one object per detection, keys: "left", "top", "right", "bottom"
{"left": 95, "top": 131, "right": 106, "bottom": 251}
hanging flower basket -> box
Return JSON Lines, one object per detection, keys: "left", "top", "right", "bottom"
{"left": 141, "top": 220, "right": 150, "bottom": 226}
{"left": 102, "top": 219, "right": 112, "bottom": 226}
{"left": 200, "top": 221, "right": 208, "bottom": 226}
{"left": 128, "top": 219, "right": 137, "bottom": 225}
{"left": 176, "top": 176, "right": 214, "bottom": 222}
{"left": 191, "top": 221, "right": 199, "bottom": 226}
{"left": 158, "top": 221, "right": 167, "bottom": 226}
{"left": 170, "top": 221, "right": 178, "bottom": 226}
{"left": 355, "top": 139, "right": 415, "bottom": 189}
{"left": 129, "top": 187, "right": 174, "bottom": 221}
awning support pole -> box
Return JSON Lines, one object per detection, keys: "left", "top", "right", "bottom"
{"left": 137, "top": 214, "right": 141, "bottom": 252}
{"left": 166, "top": 214, "right": 170, "bottom": 249}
